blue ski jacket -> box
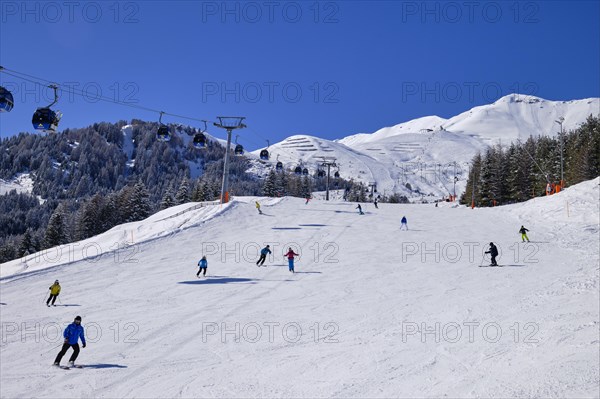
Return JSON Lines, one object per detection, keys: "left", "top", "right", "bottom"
{"left": 63, "top": 323, "right": 86, "bottom": 345}
{"left": 260, "top": 247, "right": 271, "bottom": 255}
{"left": 198, "top": 259, "right": 208, "bottom": 268}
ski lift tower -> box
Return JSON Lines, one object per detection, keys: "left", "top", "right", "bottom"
{"left": 368, "top": 182, "right": 377, "bottom": 198}
{"left": 214, "top": 116, "right": 246, "bottom": 204}
{"left": 320, "top": 157, "right": 337, "bottom": 201}
{"left": 555, "top": 117, "right": 565, "bottom": 188}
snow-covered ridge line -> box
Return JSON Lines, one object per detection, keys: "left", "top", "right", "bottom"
{"left": 0, "top": 200, "right": 236, "bottom": 279}
{"left": 249, "top": 94, "right": 599, "bottom": 199}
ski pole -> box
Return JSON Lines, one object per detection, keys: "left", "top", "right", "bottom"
{"left": 479, "top": 253, "right": 487, "bottom": 267}
{"left": 43, "top": 342, "right": 64, "bottom": 355}
{"left": 42, "top": 290, "right": 48, "bottom": 303}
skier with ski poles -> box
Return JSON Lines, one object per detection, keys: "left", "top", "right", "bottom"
{"left": 519, "top": 226, "right": 530, "bottom": 242}
{"left": 46, "top": 280, "right": 61, "bottom": 307}
{"left": 197, "top": 256, "right": 208, "bottom": 277}
{"left": 53, "top": 316, "right": 86, "bottom": 368}
{"left": 356, "top": 204, "right": 364, "bottom": 215}
{"left": 255, "top": 201, "right": 262, "bottom": 215}
{"left": 284, "top": 248, "right": 299, "bottom": 273}
{"left": 256, "top": 245, "right": 271, "bottom": 267}
{"left": 485, "top": 242, "right": 499, "bottom": 266}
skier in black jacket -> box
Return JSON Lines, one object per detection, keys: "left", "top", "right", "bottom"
{"left": 485, "top": 242, "right": 499, "bottom": 266}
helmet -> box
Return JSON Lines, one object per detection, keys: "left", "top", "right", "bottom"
{"left": 55, "top": 280, "right": 59, "bottom": 283}
{"left": 74, "top": 316, "right": 82, "bottom": 321}
{"left": 489, "top": 242, "right": 494, "bottom": 245}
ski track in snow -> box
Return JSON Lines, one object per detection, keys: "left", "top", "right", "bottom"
{"left": 0, "top": 180, "right": 598, "bottom": 398}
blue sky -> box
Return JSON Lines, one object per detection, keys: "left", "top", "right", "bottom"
{"left": 1, "top": 1, "right": 599, "bottom": 149}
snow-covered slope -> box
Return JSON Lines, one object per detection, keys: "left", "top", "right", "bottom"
{"left": 253, "top": 95, "right": 599, "bottom": 200}
{"left": 1, "top": 178, "right": 598, "bottom": 398}
{"left": 0, "top": 173, "right": 34, "bottom": 196}
{"left": 441, "top": 94, "right": 599, "bottom": 145}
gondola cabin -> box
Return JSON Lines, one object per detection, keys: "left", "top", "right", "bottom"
{"left": 156, "top": 125, "right": 171, "bottom": 142}
{"left": 0, "top": 87, "right": 14, "bottom": 112}
{"left": 260, "top": 149, "right": 269, "bottom": 160}
{"left": 317, "top": 170, "right": 325, "bottom": 178}
{"left": 334, "top": 171, "right": 340, "bottom": 178}
{"left": 294, "top": 166, "right": 302, "bottom": 175}
{"left": 32, "top": 107, "right": 61, "bottom": 133}
{"left": 276, "top": 161, "right": 283, "bottom": 171}
{"left": 234, "top": 144, "right": 244, "bottom": 156}
{"left": 193, "top": 133, "right": 207, "bottom": 149}
{"left": 302, "top": 168, "right": 309, "bottom": 176}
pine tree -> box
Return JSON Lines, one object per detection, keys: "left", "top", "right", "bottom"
{"left": 44, "top": 204, "right": 67, "bottom": 248}
{"left": 77, "top": 194, "right": 103, "bottom": 240}
{"left": 160, "top": 188, "right": 175, "bottom": 210}
{"left": 18, "top": 229, "right": 33, "bottom": 257}
{"left": 276, "top": 171, "right": 288, "bottom": 197}
{"left": 126, "top": 182, "right": 153, "bottom": 222}
{"left": 263, "top": 170, "right": 277, "bottom": 197}
{"left": 301, "top": 175, "right": 313, "bottom": 198}
{"left": 175, "top": 178, "right": 190, "bottom": 204}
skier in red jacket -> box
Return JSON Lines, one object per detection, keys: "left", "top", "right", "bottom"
{"left": 284, "top": 248, "right": 299, "bottom": 273}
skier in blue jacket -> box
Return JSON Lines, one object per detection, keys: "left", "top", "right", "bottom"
{"left": 256, "top": 245, "right": 271, "bottom": 266}
{"left": 53, "top": 316, "right": 86, "bottom": 367}
{"left": 400, "top": 216, "right": 408, "bottom": 230}
{"left": 197, "top": 256, "right": 208, "bottom": 277}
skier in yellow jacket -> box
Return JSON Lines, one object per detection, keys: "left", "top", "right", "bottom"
{"left": 47, "top": 280, "right": 61, "bottom": 307}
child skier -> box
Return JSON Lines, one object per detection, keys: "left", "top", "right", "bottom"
{"left": 53, "top": 316, "right": 86, "bottom": 368}
{"left": 197, "top": 256, "right": 208, "bottom": 277}
{"left": 256, "top": 245, "right": 271, "bottom": 266}
{"left": 485, "top": 242, "right": 499, "bottom": 266}
{"left": 356, "top": 204, "right": 364, "bottom": 215}
{"left": 284, "top": 248, "right": 299, "bottom": 273}
{"left": 519, "top": 226, "right": 530, "bottom": 242}
{"left": 255, "top": 201, "right": 262, "bottom": 215}
{"left": 47, "top": 280, "right": 61, "bottom": 307}
{"left": 400, "top": 216, "right": 408, "bottom": 230}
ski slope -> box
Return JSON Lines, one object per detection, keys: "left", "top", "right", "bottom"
{"left": 1, "top": 179, "right": 598, "bottom": 398}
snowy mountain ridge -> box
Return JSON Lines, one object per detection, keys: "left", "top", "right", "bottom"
{"left": 249, "top": 94, "right": 599, "bottom": 200}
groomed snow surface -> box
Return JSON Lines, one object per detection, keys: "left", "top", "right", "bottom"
{"left": 1, "top": 179, "right": 599, "bottom": 398}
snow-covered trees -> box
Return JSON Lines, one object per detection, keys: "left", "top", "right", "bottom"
{"left": 462, "top": 116, "right": 600, "bottom": 206}
{"left": 44, "top": 203, "right": 67, "bottom": 248}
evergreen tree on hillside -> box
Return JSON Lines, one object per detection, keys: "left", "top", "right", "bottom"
{"left": 18, "top": 229, "right": 33, "bottom": 257}
{"left": 126, "top": 182, "right": 153, "bottom": 222}
{"left": 263, "top": 170, "right": 277, "bottom": 197}
{"left": 44, "top": 204, "right": 67, "bottom": 248}
{"left": 301, "top": 175, "right": 313, "bottom": 198}
{"left": 175, "top": 178, "right": 190, "bottom": 204}
{"left": 160, "top": 187, "right": 175, "bottom": 210}
{"left": 77, "top": 194, "right": 104, "bottom": 240}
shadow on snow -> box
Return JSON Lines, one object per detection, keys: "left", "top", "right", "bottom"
{"left": 179, "top": 278, "right": 257, "bottom": 285}
{"left": 80, "top": 363, "right": 128, "bottom": 369}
